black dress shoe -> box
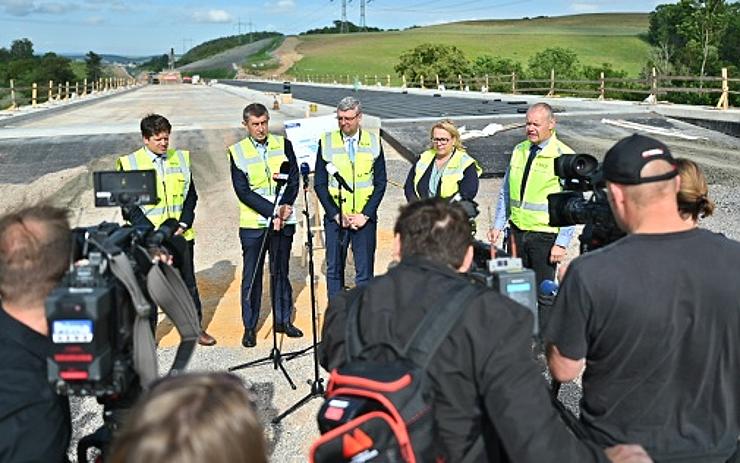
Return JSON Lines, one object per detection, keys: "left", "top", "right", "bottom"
{"left": 276, "top": 323, "right": 303, "bottom": 338}
{"left": 241, "top": 329, "right": 256, "bottom": 348}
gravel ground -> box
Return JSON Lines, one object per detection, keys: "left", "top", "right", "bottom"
{"left": 1, "top": 83, "right": 737, "bottom": 462}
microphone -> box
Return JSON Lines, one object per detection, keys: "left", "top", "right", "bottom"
{"left": 300, "top": 162, "right": 310, "bottom": 190}
{"left": 326, "top": 162, "right": 353, "bottom": 193}
{"left": 272, "top": 161, "right": 291, "bottom": 186}
{"left": 539, "top": 279, "right": 559, "bottom": 297}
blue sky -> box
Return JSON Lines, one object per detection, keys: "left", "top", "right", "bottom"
{"left": 0, "top": 0, "right": 669, "bottom": 56}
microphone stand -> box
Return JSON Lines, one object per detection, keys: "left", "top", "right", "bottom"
{"left": 273, "top": 172, "right": 325, "bottom": 424}
{"left": 229, "top": 182, "right": 297, "bottom": 391}
{"left": 337, "top": 179, "right": 348, "bottom": 292}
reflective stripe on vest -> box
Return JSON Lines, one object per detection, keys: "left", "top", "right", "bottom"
{"left": 228, "top": 134, "right": 289, "bottom": 229}
{"left": 116, "top": 147, "right": 195, "bottom": 240}
{"left": 413, "top": 148, "right": 481, "bottom": 199}
{"left": 507, "top": 134, "right": 573, "bottom": 233}
{"left": 321, "top": 130, "right": 380, "bottom": 214}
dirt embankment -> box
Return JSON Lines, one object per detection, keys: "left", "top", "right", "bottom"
{"left": 270, "top": 36, "right": 303, "bottom": 76}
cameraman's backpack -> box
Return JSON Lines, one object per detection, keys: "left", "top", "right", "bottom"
{"left": 310, "top": 285, "right": 482, "bottom": 463}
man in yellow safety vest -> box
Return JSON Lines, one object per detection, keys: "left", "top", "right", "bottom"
{"left": 314, "top": 96, "right": 387, "bottom": 298}
{"left": 228, "top": 103, "right": 302, "bottom": 348}
{"left": 488, "top": 102, "right": 575, "bottom": 286}
{"left": 116, "top": 114, "right": 216, "bottom": 346}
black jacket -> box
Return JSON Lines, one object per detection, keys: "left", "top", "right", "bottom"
{"left": 319, "top": 256, "right": 607, "bottom": 463}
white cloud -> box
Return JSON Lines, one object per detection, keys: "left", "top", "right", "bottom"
{"left": 192, "top": 9, "right": 233, "bottom": 23}
{"left": 84, "top": 15, "right": 104, "bottom": 25}
{"left": 36, "top": 2, "right": 77, "bottom": 13}
{"left": 265, "top": 0, "right": 294, "bottom": 12}
{"left": 570, "top": 3, "right": 600, "bottom": 13}
{"left": 0, "top": 0, "right": 80, "bottom": 15}
{"left": 0, "top": 0, "right": 37, "bottom": 16}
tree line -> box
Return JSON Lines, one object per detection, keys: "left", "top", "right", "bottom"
{"left": 395, "top": 1, "right": 739, "bottom": 105}
{"left": 0, "top": 38, "right": 107, "bottom": 98}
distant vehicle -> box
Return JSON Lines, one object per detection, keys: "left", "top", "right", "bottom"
{"left": 192, "top": 75, "right": 201, "bottom": 85}
{"left": 152, "top": 78, "right": 160, "bottom": 85}
{"left": 182, "top": 76, "right": 192, "bottom": 84}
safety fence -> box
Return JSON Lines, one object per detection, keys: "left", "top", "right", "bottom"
{"left": 271, "top": 67, "right": 737, "bottom": 110}
{"left": 0, "top": 78, "right": 138, "bottom": 111}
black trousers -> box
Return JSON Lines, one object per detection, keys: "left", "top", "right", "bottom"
{"left": 508, "top": 225, "right": 557, "bottom": 286}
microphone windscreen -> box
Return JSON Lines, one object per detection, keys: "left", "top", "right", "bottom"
{"left": 326, "top": 162, "right": 338, "bottom": 176}
{"left": 279, "top": 161, "right": 291, "bottom": 174}
{"left": 300, "top": 162, "right": 310, "bottom": 175}
{"left": 539, "top": 279, "right": 559, "bottom": 296}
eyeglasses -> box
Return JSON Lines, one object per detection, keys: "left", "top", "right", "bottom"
{"left": 337, "top": 114, "right": 359, "bottom": 122}
{"left": 431, "top": 137, "right": 451, "bottom": 144}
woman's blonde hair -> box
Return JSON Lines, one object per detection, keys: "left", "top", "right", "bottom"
{"left": 677, "top": 158, "right": 715, "bottom": 221}
{"left": 429, "top": 119, "right": 464, "bottom": 151}
{"left": 109, "top": 373, "right": 267, "bottom": 463}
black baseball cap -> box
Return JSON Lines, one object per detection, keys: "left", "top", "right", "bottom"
{"left": 603, "top": 134, "right": 677, "bottom": 185}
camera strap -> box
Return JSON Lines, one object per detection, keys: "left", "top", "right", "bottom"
{"left": 108, "top": 253, "right": 199, "bottom": 388}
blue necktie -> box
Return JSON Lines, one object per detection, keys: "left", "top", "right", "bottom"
{"left": 347, "top": 138, "right": 356, "bottom": 163}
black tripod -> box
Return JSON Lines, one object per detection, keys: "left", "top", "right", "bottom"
{"left": 229, "top": 186, "right": 297, "bottom": 391}
{"left": 273, "top": 169, "right": 324, "bottom": 423}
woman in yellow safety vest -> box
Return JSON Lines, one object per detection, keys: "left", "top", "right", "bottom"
{"left": 404, "top": 120, "right": 482, "bottom": 202}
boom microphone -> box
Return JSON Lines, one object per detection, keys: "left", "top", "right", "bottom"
{"left": 272, "top": 161, "right": 291, "bottom": 185}
{"left": 325, "top": 162, "right": 353, "bottom": 193}
{"left": 300, "top": 162, "right": 310, "bottom": 190}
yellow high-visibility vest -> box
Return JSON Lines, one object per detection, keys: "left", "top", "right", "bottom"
{"left": 412, "top": 148, "right": 481, "bottom": 199}
{"left": 228, "top": 134, "right": 289, "bottom": 229}
{"left": 507, "top": 134, "right": 573, "bottom": 233}
{"left": 116, "top": 147, "right": 195, "bottom": 241}
{"left": 321, "top": 130, "right": 380, "bottom": 214}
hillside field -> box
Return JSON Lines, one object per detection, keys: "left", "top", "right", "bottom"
{"left": 288, "top": 13, "right": 651, "bottom": 78}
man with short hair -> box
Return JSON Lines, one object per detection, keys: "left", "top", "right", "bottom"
{"left": 0, "top": 205, "right": 72, "bottom": 461}
{"left": 320, "top": 198, "right": 651, "bottom": 463}
{"left": 228, "top": 103, "right": 302, "bottom": 348}
{"left": 314, "top": 96, "right": 387, "bottom": 298}
{"left": 489, "top": 102, "right": 575, "bottom": 285}
{"left": 545, "top": 134, "right": 740, "bottom": 462}
{"left": 116, "top": 114, "right": 216, "bottom": 346}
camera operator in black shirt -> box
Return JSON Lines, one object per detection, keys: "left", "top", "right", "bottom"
{"left": 320, "top": 198, "right": 651, "bottom": 463}
{"left": 545, "top": 135, "right": 740, "bottom": 462}
{"left": 0, "top": 205, "right": 72, "bottom": 462}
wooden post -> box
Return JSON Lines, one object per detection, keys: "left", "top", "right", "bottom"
{"left": 511, "top": 72, "right": 517, "bottom": 94}
{"left": 546, "top": 68, "right": 555, "bottom": 97}
{"left": 387, "top": 74, "right": 391, "bottom": 87}
{"left": 32, "top": 82, "right": 37, "bottom": 106}
{"left": 716, "top": 67, "right": 729, "bottom": 110}
{"left": 647, "top": 67, "right": 658, "bottom": 104}
{"left": 436, "top": 74, "right": 440, "bottom": 88}
{"left": 9, "top": 79, "right": 16, "bottom": 109}
{"left": 598, "top": 71, "right": 605, "bottom": 100}
{"left": 459, "top": 74, "right": 464, "bottom": 90}
{"left": 485, "top": 74, "right": 489, "bottom": 91}
{"left": 75, "top": 82, "right": 79, "bottom": 98}
{"left": 420, "top": 75, "right": 425, "bottom": 89}
{"left": 402, "top": 74, "right": 407, "bottom": 88}
{"left": 65, "top": 81, "right": 69, "bottom": 100}
{"left": 83, "top": 78, "right": 88, "bottom": 96}
{"left": 48, "top": 80, "right": 53, "bottom": 102}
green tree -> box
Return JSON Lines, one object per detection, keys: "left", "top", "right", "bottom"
{"left": 0, "top": 47, "right": 10, "bottom": 63}
{"left": 395, "top": 43, "right": 470, "bottom": 86}
{"left": 85, "top": 51, "right": 103, "bottom": 81}
{"left": 718, "top": 2, "right": 740, "bottom": 66}
{"left": 470, "top": 55, "right": 523, "bottom": 77}
{"left": 10, "top": 38, "right": 34, "bottom": 60}
{"left": 527, "top": 47, "right": 580, "bottom": 79}
{"left": 679, "top": 0, "right": 730, "bottom": 80}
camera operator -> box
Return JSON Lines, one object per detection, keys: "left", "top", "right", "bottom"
{"left": 0, "top": 205, "right": 72, "bottom": 462}
{"left": 320, "top": 198, "right": 651, "bottom": 462}
{"left": 545, "top": 134, "right": 740, "bottom": 462}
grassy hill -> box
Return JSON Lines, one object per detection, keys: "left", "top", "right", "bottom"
{"left": 288, "top": 13, "right": 651, "bottom": 78}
